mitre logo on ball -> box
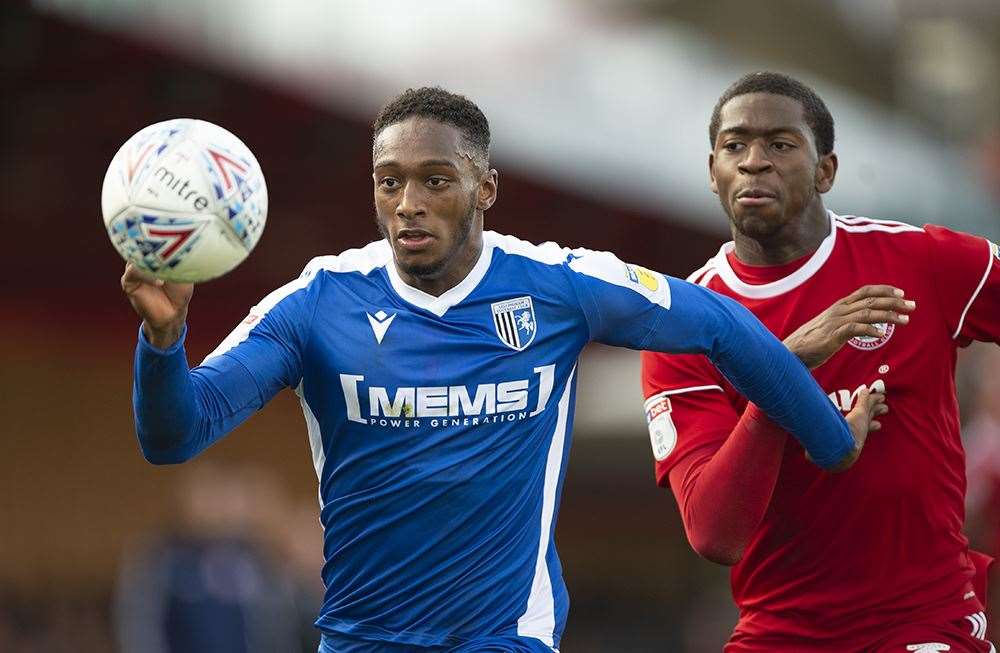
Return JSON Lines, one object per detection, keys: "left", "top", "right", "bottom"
{"left": 101, "top": 118, "right": 268, "bottom": 283}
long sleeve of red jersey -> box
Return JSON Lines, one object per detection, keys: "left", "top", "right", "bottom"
{"left": 667, "top": 403, "right": 787, "bottom": 565}
{"left": 641, "top": 351, "right": 789, "bottom": 565}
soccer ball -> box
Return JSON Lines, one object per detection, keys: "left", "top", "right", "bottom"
{"left": 101, "top": 118, "right": 267, "bottom": 283}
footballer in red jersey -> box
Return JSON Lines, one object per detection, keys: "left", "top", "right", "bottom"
{"left": 642, "top": 72, "right": 1000, "bottom": 652}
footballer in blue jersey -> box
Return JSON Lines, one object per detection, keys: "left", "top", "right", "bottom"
{"left": 123, "top": 88, "right": 883, "bottom": 652}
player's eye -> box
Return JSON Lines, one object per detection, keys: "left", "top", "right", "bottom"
{"left": 771, "top": 141, "right": 795, "bottom": 152}
{"left": 378, "top": 177, "right": 400, "bottom": 190}
{"left": 427, "top": 176, "right": 450, "bottom": 188}
{"left": 722, "top": 142, "right": 744, "bottom": 152}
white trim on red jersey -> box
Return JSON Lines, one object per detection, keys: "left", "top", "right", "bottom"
{"left": 710, "top": 211, "right": 924, "bottom": 299}
{"left": 646, "top": 385, "right": 725, "bottom": 400}
{"left": 836, "top": 221, "right": 923, "bottom": 234}
{"left": 686, "top": 261, "right": 715, "bottom": 283}
{"left": 953, "top": 238, "right": 994, "bottom": 340}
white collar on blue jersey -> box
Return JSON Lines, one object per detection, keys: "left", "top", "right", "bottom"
{"left": 386, "top": 234, "right": 496, "bottom": 317}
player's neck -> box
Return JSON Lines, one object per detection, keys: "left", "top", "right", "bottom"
{"left": 732, "top": 205, "right": 830, "bottom": 266}
{"left": 397, "top": 231, "right": 484, "bottom": 297}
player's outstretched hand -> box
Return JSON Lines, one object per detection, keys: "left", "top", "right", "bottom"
{"left": 784, "top": 285, "right": 916, "bottom": 370}
{"left": 825, "top": 387, "right": 888, "bottom": 472}
{"left": 121, "top": 262, "right": 193, "bottom": 349}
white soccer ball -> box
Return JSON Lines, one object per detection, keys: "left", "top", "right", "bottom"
{"left": 101, "top": 118, "right": 267, "bottom": 283}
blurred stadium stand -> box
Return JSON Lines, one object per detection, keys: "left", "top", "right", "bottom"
{"left": 3, "top": 1, "right": 997, "bottom": 650}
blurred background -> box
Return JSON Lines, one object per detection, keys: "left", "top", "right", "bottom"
{"left": 2, "top": 0, "right": 999, "bottom": 650}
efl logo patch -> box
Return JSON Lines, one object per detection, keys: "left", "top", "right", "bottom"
{"left": 625, "top": 264, "right": 660, "bottom": 292}
{"left": 990, "top": 240, "right": 999, "bottom": 262}
{"left": 622, "top": 263, "right": 672, "bottom": 309}
{"left": 644, "top": 393, "right": 678, "bottom": 461}
{"left": 848, "top": 322, "right": 895, "bottom": 351}
{"left": 491, "top": 296, "right": 536, "bottom": 351}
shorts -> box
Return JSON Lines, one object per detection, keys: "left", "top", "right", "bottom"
{"left": 319, "top": 632, "right": 558, "bottom": 653}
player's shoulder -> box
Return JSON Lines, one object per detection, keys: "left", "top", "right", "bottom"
{"left": 485, "top": 231, "right": 573, "bottom": 266}
{"left": 252, "top": 241, "right": 392, "bottom": 313}
{"left": 299, "top": 239, "right": 393, "bottom": 280}
{"left": 825, "top": 213, "right": 935, "bottom": 270}
{"left": 832, "top": 213, "right": 994, "bottom": 262}
{"left": 831, "top": 213, "right": 925, "bottom": 243}
{"left": 684, "top": 257, "right": 722, "bottom": 286}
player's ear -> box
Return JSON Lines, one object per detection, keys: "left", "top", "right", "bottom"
{"left": 815, "top": 152, "right": 838, "bottom": 194}
{"left": 709, "top": 152, "right": 719, "bottom": 195}
{"left": 477, "top": 169, "right": 498, "bottom": 211}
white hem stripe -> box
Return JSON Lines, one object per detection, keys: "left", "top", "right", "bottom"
{"left": 517, "top": 365, "right": 576, "bottom": 646}
{"left": 953, "top": 239, "right": 994, "bottom": 339}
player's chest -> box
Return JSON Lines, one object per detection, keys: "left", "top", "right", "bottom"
{"left": 305, "top": 293, "right": 583, "bottom": 385}
{"left": 717, "top": 273, "right": 944, "bottom": 412}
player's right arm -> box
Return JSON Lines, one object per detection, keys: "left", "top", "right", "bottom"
{"left": 565, "top": 250, "right": 863, "bottom": 471}
{"left": 641, "top": 285, "right": 907, "bottom": 565}
{"left": 123, "top": 263, "right": 313, "bottom": 464}
{"left": 642, "top": 354, "right": 884, "bottom": 565}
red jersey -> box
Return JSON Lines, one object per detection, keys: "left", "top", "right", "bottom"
{"left": 642, "top": 212, "right": 1000, "bottom": 650}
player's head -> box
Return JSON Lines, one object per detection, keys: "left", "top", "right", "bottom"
{"left": 708, "top": 71, "right": 837, "bottom": 241}
{"left": 372, "top": 87, "right": 498, "bottom": 283}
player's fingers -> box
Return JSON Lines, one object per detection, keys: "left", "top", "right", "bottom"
{"left": 867, "top": 390, "right": 886, "bottom": 404}
{"left": 870, "top": 421, "right": 882, "bottom": 431}
{"left": 835, "top": 322, "right": 884, "bottom": 341}
{"left": 843, "top": 296, "right": 916, "bottom": 315}
{"left": 865, "top": 391, "right": 886, "bottom": 411}
{"left": 121, "top": 263, "right": 164, "bottom": 292}
{"left": 842, "top": 285, "right": 905, "bottom": 305}
{"left": 845, "top": 308, "right": 910, "bottom": 326}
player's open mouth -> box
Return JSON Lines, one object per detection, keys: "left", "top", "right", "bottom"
{"left": 397, "top": 229, "right": 435, "bottom": 251}
{"left": 736, "top": 188, "right": 777, "bottom": 206}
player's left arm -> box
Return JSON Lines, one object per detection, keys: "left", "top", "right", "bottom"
{"left": 564, "top": 249, "right": 858, "bottom": 471}
{"left": 925, "top": 225, "right": 1000, "bottom": 345}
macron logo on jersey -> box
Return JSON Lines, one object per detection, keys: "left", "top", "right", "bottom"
{"left": 366, "top": 310, "right": 397, "bottom": 344}
{"left": 339, "top": 365, "right": 556, "bottom": 428}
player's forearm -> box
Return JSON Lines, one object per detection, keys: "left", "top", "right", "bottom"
{"left": 132, "top": 326, "right": 260, "bottom": 464}
{"left": 132, "top": 325, "right": 207, "bottom": 463}
{"left": 671, "top": 404, "right": 786, "bottom": 565}
{"left": 703, "top": 293, "right": 854, "bottom": 470}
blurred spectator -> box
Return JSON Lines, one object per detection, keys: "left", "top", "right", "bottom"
{"left": 964, "top": 343, "right": 1000, "bottom": 642}
{"left": 114, "top": 462, "right": 301, "bottom": 653}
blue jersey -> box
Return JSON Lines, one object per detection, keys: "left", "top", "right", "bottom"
{"left": 133, "top": 231, "right": 854, "bottom": 648}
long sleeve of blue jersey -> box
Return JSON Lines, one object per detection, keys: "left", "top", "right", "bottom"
{"left": 564, "top": 250, "right": 855, "bottom": 470}
{"left": 132, "top": 273, "right": 317, "bottom": 464}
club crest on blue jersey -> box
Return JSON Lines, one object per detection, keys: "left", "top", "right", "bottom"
{"left": 491, "top": 296, "right": 537, "bottom": 351}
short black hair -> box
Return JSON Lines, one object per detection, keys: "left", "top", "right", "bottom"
{"left": 709, "top": 72, "right": 835, "bottom": 156}
{"left": 372, "top": 87, "right": 491, "bottom": 169}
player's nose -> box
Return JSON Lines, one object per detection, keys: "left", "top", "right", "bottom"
{"left": 395, "top": 181, "right": 426, "bottom": 220}
{"left": 738, "top": 142, "right": 773, "bottom": 175}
